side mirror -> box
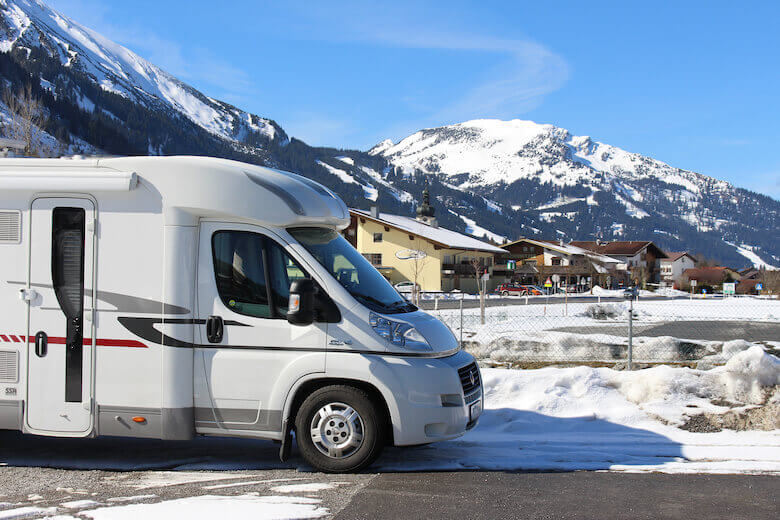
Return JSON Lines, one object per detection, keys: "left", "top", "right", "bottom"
{"left": 287, "top": 279, "right": 315, "bottom": 326}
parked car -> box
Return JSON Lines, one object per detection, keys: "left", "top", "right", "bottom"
{"left": 522, "top": 285, "right": 546, "bottom": 295}
{"left": 494, "top": 283, "right": 540, "bottom": 296}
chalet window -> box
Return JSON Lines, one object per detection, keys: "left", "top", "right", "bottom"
{"left": 362, "top": 253, "right": 382, "bottom": 266}
{"left": 551, "top": 257, "right": 562, "bottom": 266}
{"left": 443, "top": 255, "right": 453, "bottom": 264}
{"left": 373, "top": 233, "right": 383, "bottom": 243}
{"left": 409, "top": 235, "right": 415, "bottom": 241}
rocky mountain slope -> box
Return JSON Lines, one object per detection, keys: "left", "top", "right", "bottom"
{"left": 1, "top": 0, "right": 777, "bottom": 268}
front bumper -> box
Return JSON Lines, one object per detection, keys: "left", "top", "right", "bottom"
{"left": 376, "top": 349, "right": 483, "bottom": 446}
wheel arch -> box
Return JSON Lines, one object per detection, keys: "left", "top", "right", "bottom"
{"left": 283, "top": 376, "right": 395, "bottom": 446}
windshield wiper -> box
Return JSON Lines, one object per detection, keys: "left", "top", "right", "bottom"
{"left": 352, "top": 292, "right": 413, "bottom": 312}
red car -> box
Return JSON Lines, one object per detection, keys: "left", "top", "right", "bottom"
{"left": 495, "top": 283, "right": 545, "bottom": 296}
{"left": 495, "top": 283, "right": 526, "bottom": 296}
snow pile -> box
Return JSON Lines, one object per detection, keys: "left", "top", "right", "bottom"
{"left": 378, "top": 352, "right": 780, "bottom": 474}
{"left": 719, "top": 346, "right": 780, "bottom": 404}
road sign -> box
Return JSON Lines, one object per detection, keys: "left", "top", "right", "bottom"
{"left": 723, "top": 282, "right": 736, "bottom": 295}
{"left": 544, "top": 277, "right": 552, "bottom": 288}
{"left": 756, "top": 283, "right": 763, "bottom": 291}
{"left": 481, "top": 271, "right": 490, "bottom": 281}
{"left": 506, "top": 260, "right": 516, "bottom": 269}
{"left": 690, "top": 279, "right": 698, "bottom": 287}
{"left": 551, "top": 274, "right": 560, "bottom": 283}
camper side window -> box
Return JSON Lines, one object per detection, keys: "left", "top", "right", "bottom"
{"left": 212, "top": 231, "right": 310, "bottom": 319}
{"left": 212, "top": 231, "right": 271, "bottom": 318}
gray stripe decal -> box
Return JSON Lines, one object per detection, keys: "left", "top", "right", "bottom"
{"left": 117, "top": 317, "right": 460, "bottom": 358}
{"left": 195, "top": 407, "right": 282, "bottom": 431}
{"left": 8, "top": 281, "right": 190, "bottom": 315}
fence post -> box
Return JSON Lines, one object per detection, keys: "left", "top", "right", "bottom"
{"left": 459, "top": 295, "right": 464, "bottom": 348}
{"left": 434, "top": 295, "right": 439, "bottom": 311}
{"left": 627, "top": 297, "right": 634, "bottom": 370}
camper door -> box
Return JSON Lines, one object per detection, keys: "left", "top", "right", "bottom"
{"left": 26, "top": 198, "right": 95, "bottom": 435}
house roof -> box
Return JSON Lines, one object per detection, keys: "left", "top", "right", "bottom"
{"left": 663, "top": 251, "right": 696, "bottom": 263}
{"left": 570, "top": 240, "right": 668, "bottom": 258}
{"left": 350, "top": 209, "right": 507, "bottom": 254}
{"left": 682, "top": 266, "right": 738, "bottom": 284}
{"left": 504, "top": 238, "right": 623, "bottom": 265}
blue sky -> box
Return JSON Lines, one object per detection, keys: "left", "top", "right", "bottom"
{"left": 48, "top": 0, "right": 780, "bottom": 199}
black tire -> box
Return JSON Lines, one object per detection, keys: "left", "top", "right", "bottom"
{"left": 501, "top": 291, "right": 509, "bottom": 296}
{"left": 295, "top": 385, "right": 386, "bottom": 473}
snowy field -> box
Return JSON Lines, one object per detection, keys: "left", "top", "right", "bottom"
{"left": 430, "top": 296, "right": 780, "bottom": 365}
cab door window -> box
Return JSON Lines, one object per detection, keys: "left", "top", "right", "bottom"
{"left": 212, "top": 231, "right": 308, "bottom": 319}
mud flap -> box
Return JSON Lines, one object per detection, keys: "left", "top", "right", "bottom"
{"left": 279, "top": 418, "right": 293, "bottom": 462}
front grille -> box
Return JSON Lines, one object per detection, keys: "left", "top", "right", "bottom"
{"left": 458, "top": 362, "right": 481, "bottom": 398}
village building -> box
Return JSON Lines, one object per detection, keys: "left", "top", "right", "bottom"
{"left": 660, "top": 251, "right": 698, "bottom": 287}
{"left": 344, "top": 189, "right": 507, "bottom": 293}
{"left": 570, "top": 240, "right": 668, "bottom": 285}
{"left": 494, "top": 238, "right": 626, "bottom": 291}
{"left": 680, "top": 266, "right": 740, "bottom": 292}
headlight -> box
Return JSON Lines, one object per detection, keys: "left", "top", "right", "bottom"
{"left": 369, "top": 312, "right": 431, "bottom": 351}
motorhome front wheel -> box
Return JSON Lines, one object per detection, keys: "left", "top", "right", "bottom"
{"left": 295, "top": 385, "right": 386, "bottom": 473}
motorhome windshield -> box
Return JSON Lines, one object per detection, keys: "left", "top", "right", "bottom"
{"left": 288, "top": 227, "right": 416, "bottom": 314}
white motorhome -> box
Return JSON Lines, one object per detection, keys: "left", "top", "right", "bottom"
{"left": 0, "top": 156, "right": 482, "bottom": 472}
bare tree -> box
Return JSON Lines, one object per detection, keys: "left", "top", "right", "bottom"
{"left": 2, "top": 84, "right": 49, "bottom": 157}
{"left": 759, "top": 268, "right": 780, "bottom": 298}
{"left": 470, "top": 257, "right": 487, "bottom": 325}
{"left": 405, "top": 238, "right": 431, "bottom": 306}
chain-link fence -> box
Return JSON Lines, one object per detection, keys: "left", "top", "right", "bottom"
{"left": 417, "top": 291, "right": 780, "bottom": 369}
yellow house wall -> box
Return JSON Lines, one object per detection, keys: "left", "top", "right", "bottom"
{"left": 356, "top": 219, "right": 443, "bottom": 291}
{"left": 354, "top": 218, "right": 499, "bottom": 293}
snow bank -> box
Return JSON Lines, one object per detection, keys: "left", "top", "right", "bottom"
{"left": 377, "top": 350, "right": 780, "bottom": 474}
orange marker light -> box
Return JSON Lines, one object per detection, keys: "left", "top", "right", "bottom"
{"left": 131, "top": 416, "right": 146, "bottom": 424}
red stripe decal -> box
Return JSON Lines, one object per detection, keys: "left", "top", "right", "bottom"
{"left": 24, "top": 336, "right": 147, "bottom": 349}
{"left": 0, "top": 335, "right": 9, "bottom": 342}
{"left": 10, "top": 335, "right": 20, "bottom": 343}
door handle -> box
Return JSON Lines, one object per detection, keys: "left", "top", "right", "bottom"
{"left": 206, "top": 315, "right": 223, "bottom": 343}
{"left": 35, "top": 331, "right": 48, "bottom": 357}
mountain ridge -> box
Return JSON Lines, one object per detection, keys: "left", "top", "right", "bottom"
{"left": 0, "top": 0, "right": 777, "bottom": 269}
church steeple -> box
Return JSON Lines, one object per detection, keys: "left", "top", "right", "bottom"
{"left": 416, "top": 182, "right": 438, "bottom": 226}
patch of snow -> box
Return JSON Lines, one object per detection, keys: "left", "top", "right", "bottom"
{"left": 127, "top": 471, "right": 264, "bottom": 490}
{"left": 81, "top": 495, "right": 327, "bottom": 520}
{"left": 0, "top": 506, "right": 59, "bottom": 519}
{"left": 316, "top": 160, "right": 356, "bottom": 185}
{"left": 368, "top": 138, "right": 393, "bottom": 156}
{"left": 270, "top": 483, "right": 346, "bottom": 494}
{"left": 536, "top": 196, "right": 586, "bottom": 211}
{"left": 334, "top": 156, "right": 354, "bottom": 166}
{"left": 448, "top": 210, "right": 506, "bottom": 243}
{"left": 61, "top": 500, "right": 101, "bottom": 509}
{"left": 725, "top": 241, "right": 777, "bottom": 269}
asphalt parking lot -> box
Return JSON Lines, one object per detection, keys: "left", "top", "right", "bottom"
{"left": 0, "top": 432, "right": 776, "bottom": 520}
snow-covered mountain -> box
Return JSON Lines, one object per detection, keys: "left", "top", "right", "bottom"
{"left": 372, "top": 119, "right": 779, "bottom": 268}
{"left": 0, "top": 0, "right": 281, "bottom": 147}
{"left": 0, "top": 0, "right": 777, "bottom": 268}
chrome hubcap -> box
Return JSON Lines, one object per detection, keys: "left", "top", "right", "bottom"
{"left": 310, "top": 402, "right": 364, "bottom": 459}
